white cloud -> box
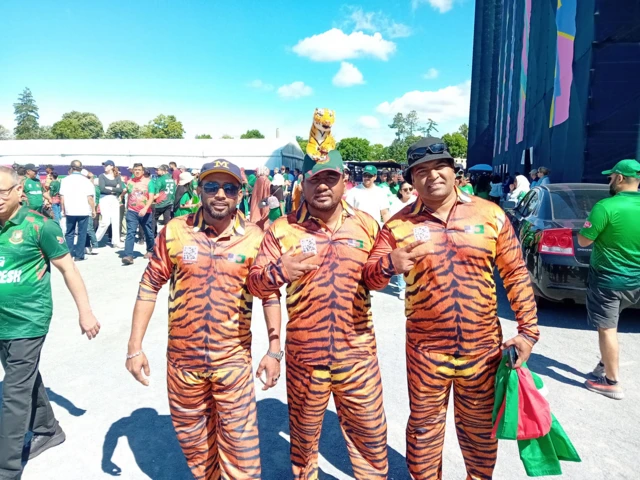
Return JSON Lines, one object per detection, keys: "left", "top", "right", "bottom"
{"left": 423, "top": 68, "right": 439, "bottom": 80}
{"left": 346, "top": 7, "right": 412, "bottom": 39}
{"left": 376, "top": 80, "right": 471, "bottom": 123}
{"left": 292, "top": 28, "right": 396, "bottom": 62}
{"left": 412, "top": 0, "right": 455, "bottom": 13}
{"left": 247, "top": 79, "right": 274, "bottom": 91}
{"left": 277, "top": 81, "right": 313, "bottom": 99}
{"left": 332, "top": 62, "right": 365, "bottom": 87}
{"left": 358, "top": 115, "right": 381, "bottom": 129}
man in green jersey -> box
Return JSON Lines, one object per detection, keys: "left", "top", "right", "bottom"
{"left": 0, "top": 166, "right": 101, "bottom": 479}
{"left": 578, "top": 159, "right": 640, "bottom": 400}
{"left": 152, "top": 164, "right": 176, "bottom": 236}
{"left": 22, "top": 164, "right": 51, "bottom": 213}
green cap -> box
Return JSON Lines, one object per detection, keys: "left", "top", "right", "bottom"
{"left": 302, "top": 150, "right": 344, "bottom": 179}
{"left": 602, "top": 159, "right": 640, "bottom": 179}
{"left": 363, "top": 165, "right": 377, "bottom": 176}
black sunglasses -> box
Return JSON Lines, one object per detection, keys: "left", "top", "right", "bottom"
{"left": 408, "top": 143, "right": 447, "bottom": 163}
{"left": 202, "top": 181, "right": 240, "bottom": 197}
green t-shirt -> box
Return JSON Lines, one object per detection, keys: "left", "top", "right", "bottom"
{"left": 155, "top": 174, "right": 177, "bottom": 208}
{"left": 174, "top": 191, "right": 193, "bottom": 217}
{"left": 579, "top": 191, "right": 640, "bottom": 290}
{"left": 49, "top": 180, "right": 61, "bottom": 197}
{"left": 389, "top": 183, "right": 400, "bottom": 195}
{"left": 24, "top": 177, "right": 44, "bottom": 209}
{"left": 0, "top": 205, "right": 69, "bottom": 340}
{"left": 460, "top": 184, "right": 475, "bottom": 196}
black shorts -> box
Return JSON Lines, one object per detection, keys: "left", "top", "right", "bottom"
{"left": 586, "top": 283, "right": 640, "bottom": 329}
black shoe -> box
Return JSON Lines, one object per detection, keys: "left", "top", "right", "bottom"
{"left": 24, "top": 424, "right": 66, "bottom": 460}
{"left": 122, "top": 256, "right": 134, "bottom": 265}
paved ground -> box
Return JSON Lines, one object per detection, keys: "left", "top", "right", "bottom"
{"left": 1, "top": 244, "right": 639, "bottom": 479}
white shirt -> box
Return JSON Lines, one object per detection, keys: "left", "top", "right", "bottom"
{"left": 271, "top": 173, "right": 285, "bottom": 186}
{"left": 59, "top": 172, "right": 95, "bottom": 216}
{"left": 345, "top": 184, "right": 390, "bottom": 224}
{"left": 389, "top": 195, "right": 416, "bottom": 217}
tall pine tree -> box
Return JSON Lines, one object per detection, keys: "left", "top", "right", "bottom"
{"left": 13, "top": 88, "right": 40, "bottom": 139}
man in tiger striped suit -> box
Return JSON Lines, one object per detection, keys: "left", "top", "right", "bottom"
{"left": 364, "top": 137, "right": 540, "bottom": 480}
{"left": 248, "top": 150, "right": 389, "bottom": 480}
{"left": 126, "top": 159, "right": 281, "bottom": 480}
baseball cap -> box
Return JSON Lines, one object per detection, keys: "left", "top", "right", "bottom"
{"left": 199, "top": 159, "right": 242, "bottom": 183}
{"left": 102, "top": 160, "right": 115, "bottom": 167}
{"left": 602, "top": 159, "right": 640, "bottom": 179}
{"left": 24, "top": 163, "right": 37, "bottom": 172}
{"left": 302, "top": 150, "right": 344, "bottom": 179}
{"left": 363, "top": 165, "right": 377, "bottom": 176}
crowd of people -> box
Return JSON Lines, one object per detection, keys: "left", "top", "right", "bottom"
{"left": 1, "top": 136, "right": 639, "bottom": 479}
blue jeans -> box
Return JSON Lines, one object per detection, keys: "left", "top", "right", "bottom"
{"left": 124, "top": 210, "right": 154, "bottom": 258}
{"left": 65, "top": 216, "right": 89, "bottom": 260}
{"left": 394, "top": 274, "right": 406, "bottom": 291}
{"left": 51, "top": 204, "right": 62, "bottom": 223}
{"left": 85, "top": 216, "right": 98, "bottom": 248}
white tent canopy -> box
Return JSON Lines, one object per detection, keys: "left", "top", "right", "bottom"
{"left": 0, "top": 138, "right": 304, "bottom": 171}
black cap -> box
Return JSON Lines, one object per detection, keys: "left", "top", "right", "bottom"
{"left": 24, "top": 163, "right": 38, "bottom": 172}
{"left": 102, "top": 160, "right": 115, "bottom": 167}
{"left": 405, "top": 136, "right": 454, "bottom": 183}
{"left": 200, "top": 159, "right": 242, "bottom": 183}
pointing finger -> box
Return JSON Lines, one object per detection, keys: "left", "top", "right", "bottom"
{"left": 405, "top": 240, "right": 425, "bottom": 252}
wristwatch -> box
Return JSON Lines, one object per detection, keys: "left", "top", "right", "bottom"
{"left": 267, "top": 350, "right": 284, "bottom": 362}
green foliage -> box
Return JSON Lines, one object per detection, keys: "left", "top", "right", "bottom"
{"left": 221, "top": 134, "right": 234, "bottom": 139}
{"left": 0, "top": 125, "right": 12, "bottom": 140}
{"left": 195, "top": 134, "right": 212, "bottom": 139}
{"left": 387, "top": 135, "right": 421, "bottom": 164}
{"left": 370, "top": 143, "right": 388, "bottom": 161}
{"left": 336, "top": 137, "right": 372, "bottom": 161}
{"left": 32, "top": 126, "right": 54, "bottom": 139}
{"left": 296, "top": 135, "right": 308, "bottom": 154}
{"left": 388, "top": 113, "right": 407, "bottom": 140}
{"left": 141, "top": 114, "right": 185, "bottom": 139}
{"left": 106, "top": 120, "right": 141, "bottom": 139}
{"left": 13, "top": 88, "right": 40, "bottom": 139}
{"left": 421, "top": 118, "right": 439, "bottom": 136}
{"left": 388, "top": 110, "right": 438, "bottom": 141}
{"left": 442, "top": 132, "right": 468, "bottom": 158}
{"left": 458, "top": 123, "right": 469, "bottom": 141}
{"left": 240, "top": 129, "right": 265, "bottom": 139}
{"left": 52, "top": 111, "right": 104, "bottom": 139}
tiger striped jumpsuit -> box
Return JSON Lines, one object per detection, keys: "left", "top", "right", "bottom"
{"left": 139, "top": 210, "right": 277, "bottom": 480}
{"left": 363, "top": 190, "right": 540, "bottom": 480}
{"left": 248, "top": 201, "right": 388, "bottom": 480}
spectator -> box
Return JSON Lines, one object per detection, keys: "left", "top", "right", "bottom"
{"left": 250, "top": 166, "right": 271, "bottom": 229}
{"left": 529, "top": 168, "right": 539, "bottom": 187}
{"left": 122, "top": 163, "right": 156, "bottom": 266}
{"left": 169, "top": 161, "right": 181, "bottom": 183}
{"left": 270, "top": 168, "right": 285, "bottom": 215}
{"left": 153, "top": 164, "right": 176, "bottom": 235}
{"left": 489, "top": 174, "right": 503, "bottom": 204}
{"left": 388, "top": 172, "right": 400, "bottom": 195}
{"left": 343, "top": 168, "right": 355, "bottom": 192}
{"left": 173, "top": 171, "right": 196, "bottom": 217}
{"left": 49, "top": 172, "right": 62, "bottom": 222}
{"left": 59, "top": 160, "right": 96, "bottom": 261}
{"left": 95, "top": 160, "right": 125, "bottom": 248}
{"left": 506, "top": 175, "right": 530, "bottom": 203}
{"left": 458, "top": 173, "right": 475, "bottom": 196}
{"left": 474, "top": 175, "right": 492, "bottom": 200}
{"left": 291, "top": 173, "right": 304, "bottom": 211}
{"left": 23, "top": 163, "right": 50, "bottom": 213}
{"left": 81, "top": 170, "right": 99, "bottom": 255}
{"left": 345, "top": 164, "right": 390, "bottom": 225}
{"left": 578, "top": 159, "right": 640, "bottom": 400}
{"left": 537, "top": 167, "right": 551, "bottom": 185}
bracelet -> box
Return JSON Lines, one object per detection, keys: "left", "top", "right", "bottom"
{"left": 126, "top": 350, "right": 143, "bottom": 360}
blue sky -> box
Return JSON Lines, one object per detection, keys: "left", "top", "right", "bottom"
{"left": 0, "top": 0, "right": 474, "bottom": 145}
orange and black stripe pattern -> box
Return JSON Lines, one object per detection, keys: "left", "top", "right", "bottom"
{"left": 247, "top": 200, "right": 380, "bottom": 366}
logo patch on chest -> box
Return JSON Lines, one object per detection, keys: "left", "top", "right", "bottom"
{"left": 227, "top": 253, "right": 247, "bottom": 264}
{"left": 464, "top": 225, "right": 485, "bottom": 235}
{"left": 9, "top": 230, "right": 24, "bottom": 245}
{"left": 347, "top": 239, "right": 365, "bottom": 248}
{"left": 182, "top": 246, "right": 198, "bottom": 263}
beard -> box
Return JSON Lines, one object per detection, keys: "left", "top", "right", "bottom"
{"left": 609, "top": 185, "right": 618, "bottom": 197}
{"left": 203, "top": 202, "right": 234, "bottom": 219}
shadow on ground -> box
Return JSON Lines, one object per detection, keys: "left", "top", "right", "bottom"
{"left": 0, "top": 381, "right": 86, "bottom": 417}
{"left": 100, "top": 399, "right": 410, "bottom": 480}
{"left": 526, "top": 353, "right": 590, "bottom": 388}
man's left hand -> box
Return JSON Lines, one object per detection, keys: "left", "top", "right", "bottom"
{"left": 80, "top": 311, "right": 101, "bottom": 340}
{"left": 138, "top": 208, "right": 148, "bottom": 217}
{"left": 256, "top": 355, "right": 281, "bottom": 391}
{"left": 501, "top": 335, "right": 534, "bottom": 368}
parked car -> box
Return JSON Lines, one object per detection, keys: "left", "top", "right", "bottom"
{"left": 504, "top": 183, "right": 612, "bottom": 306}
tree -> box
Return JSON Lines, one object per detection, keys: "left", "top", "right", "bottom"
{"left": 388, "top": 113, "right": 407, "bottom": 140}
{"left": 195, "top": 134, "right": 212, "bottom": 139}
{"left": 32, "top": 126, "right": 54, "bottom": 139}
{"left": 442, "top": 132, "right": 468, "bottom": 159}
{"left": 240, "top": 129, "right": 265, "bottom": 139}
{"left": 370, "top": 143, "right": 388, "bottom": 161}
{"left": 221, "top": 134, "right": 234, "bottom": 139}
{"left": 458, "top": 123, "right": 469, "bottom": 141}
{"left": 0, "top": 125, "right": 12, "bottom": 140}
{"left": 386, "top": 135, "right": 421, "bottom": 164}
{"left": 51, "top": 111, "right": 104, "bottom": 139}
{"left": 336, "top": 137, "right": 372, "bottom": 162}
{"left": 141, "top": 114, "right": 185, "bottom": 139}
{"left": 405, "top": 111, "right": 420, "bottom": 136}
{"left": 296, "top": 135, "right": 308, "bottom": 154}
{"left": 389, "top": 111, "right": 438, "bottom": 140}
{"left": 419, "top": 118, "right": 439, "bottom": 136}
{"left": 106, "top": 120, "right": 141, "bottom": 139}
{"left": 13, "top": 88, "right": 40, "bottom": 139}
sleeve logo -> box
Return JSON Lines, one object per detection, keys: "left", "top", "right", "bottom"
{"left": 583, "top": 221, "right": 592, "bottom": 228}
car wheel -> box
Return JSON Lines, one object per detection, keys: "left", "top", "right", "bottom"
{"left": 534, "top": 294, "right": 551, "bottom": 309}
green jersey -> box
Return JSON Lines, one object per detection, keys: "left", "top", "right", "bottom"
{"left": 460, "top": 184, "right": 475, "bottom": 196}
{"left": 49, "top": 180, "right": 61, "bottom": 197}
{"left": 579, "top": 191, "right": 640, "bottom": 290}
{"left": 23, "top": 177, "right": 44, "bottom": 209}
{"left": 155, "top": 174, "right": 177, "bottom": 208}
{"left": 389, "top": 183, "right": 400, "bottom": 196}
{"left": 0, "top": 206, "right": 69, "bottom": 340}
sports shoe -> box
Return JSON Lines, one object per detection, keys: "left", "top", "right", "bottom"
{"left": 591, "top": 362, "right": 606, "bottom": 378}
{"left": 399, "top": 290, "right": 406, "bottom": 301}
{"left": 24, "top": 424, "right": 66, "bottom": 460}
{"left": 86, "top": 246, "right": 93, "bottom": 255}
{"left": 584, "top": 377, "right": 624, "bottom": 400}
{"left": 122, "top": 256, "right": 134, "bottom": 265}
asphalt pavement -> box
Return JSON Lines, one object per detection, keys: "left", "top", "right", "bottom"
{"left": 1, "top": 244, "right": 638, "bottom": 479}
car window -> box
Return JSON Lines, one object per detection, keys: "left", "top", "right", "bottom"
{"left": 520, "top": 191, "right": 539, "bottom": 217}
{"left": 550, "top": 189, "right": 610, "bottom": 220}
{"left": 516, "top": 190, "right": 535, "bottom": 215}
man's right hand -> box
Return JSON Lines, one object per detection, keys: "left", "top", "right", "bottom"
{"left": 390, "top": 240, "right": 427, "bottom": 274}
{"left": 126, "top": 352, "right": 151, "bottom": 386}
{"left": 281, "top": 248, "right": 319, "bottom": 281}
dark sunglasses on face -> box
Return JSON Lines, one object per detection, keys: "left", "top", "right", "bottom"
{"left": 401, "top": 187, "right": 413, "bottom": 192}
{"left": 202, "top": 181, "right": 240, "bottom": 197}
{"left": 408, "top": 143, "right": 448, "bottom": 163}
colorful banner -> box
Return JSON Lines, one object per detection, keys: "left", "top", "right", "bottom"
{"left": 550, "top": 0, "right": 577, "bottom": 127}
{"left": 516, "top": 0, "right": 532, "bottom": 143}
{"left": 504, "top": 0, "right": 518, "bottom": 152}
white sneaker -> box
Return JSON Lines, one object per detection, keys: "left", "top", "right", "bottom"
{"left": 399, "top": 290, "right": 406, "bottom": 301}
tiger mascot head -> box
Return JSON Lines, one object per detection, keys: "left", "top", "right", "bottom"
{"left": 313, "top": 108, "right": 335, "bottom": 132}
